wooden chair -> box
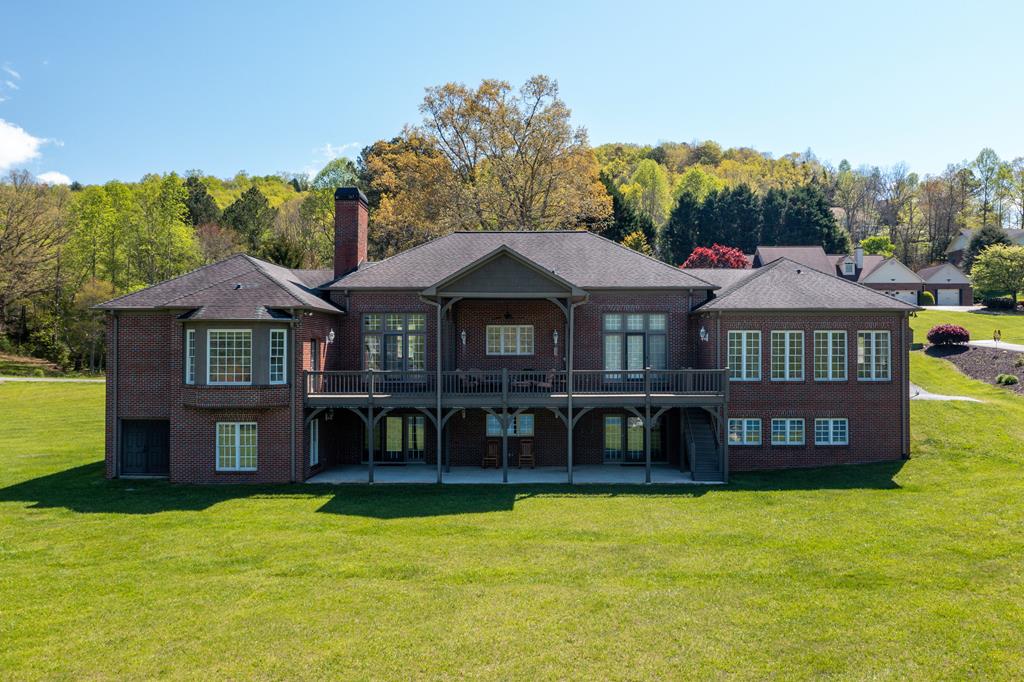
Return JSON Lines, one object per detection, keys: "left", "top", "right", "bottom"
{"left": 483, "top": 439, "right": 500, "bottom": 468}
{"left": 518, "top": 439, "right": 535, "bottom": 469}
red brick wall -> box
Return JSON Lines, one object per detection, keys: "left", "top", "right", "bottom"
{"left": 334, "top": 196, "right": 368, "bottom": 277}
{"left": 693, "top": 310, "right": 911, "bottom": 471}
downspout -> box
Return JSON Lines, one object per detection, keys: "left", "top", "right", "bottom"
{"left": 901, "top": 312, "right": 910, "bottom": 459}
{"left": 289, "top": 310, "right": 297, "bottom": 483}
{"left": 112, "top": 311, "right": 119, "bottom": 478}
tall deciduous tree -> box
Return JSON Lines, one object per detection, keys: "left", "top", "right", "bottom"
{"left": 620, "top": 159, "right": 673, "bottom": 227}
{"left": 599, "top": 173, "right": 655, "bottom": 245}
{"left": 681, "top": 244, "right": 749, "bottom": 269}
{"left": 973, "top": 148, "right": 1002, "bottom": 227}
{"left": 970, "top": 244, "right": 1024, "bottom": 304}
{"left": 965, "top": 223, "right": 1011, "bottom": 271}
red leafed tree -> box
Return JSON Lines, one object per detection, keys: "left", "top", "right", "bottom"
{"left": 680, "top": 244, "right": 749, "bottom": 269}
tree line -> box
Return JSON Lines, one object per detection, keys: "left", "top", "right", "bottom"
{"left": 2, "top": 73, "right": 1021, "bottom": 372}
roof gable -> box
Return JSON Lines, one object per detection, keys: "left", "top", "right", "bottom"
{"left": 754, "top": 246, "right": 835, "bottom": 275}
{"left": 917, "top": 262, "right": 969, "bottom": 284}
{"left": 859, "top": 258, "right": 924, "bottom": 285}
{"left": 423, "top": 246, "right": 583, "bottom": 297}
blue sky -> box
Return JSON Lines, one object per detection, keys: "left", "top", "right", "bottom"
{"left": 2, "top": 0, "right": 1022, "bottom": 185}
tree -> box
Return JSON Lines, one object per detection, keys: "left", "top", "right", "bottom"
{"left": 973, "top": 148, "right": 1002, "bottom": 227}
{"left": 221, "top": 186, "right": 276, "bottom": 253}
{"left": 970, "top": 244, "right": 1024, "bottom": 304}
{"left": 131, "top": 174, "right": 200, "bottom": 285}
{"left": 261, "top": 233, "right": 305, "bottom": 268}
{"left": 297, "top": 158, "right": 363, "bottom": 265}
{"left": 195, "top": 223, "right": 243, "bottom": 264}
{"left": 860, "top": 235, "right": 895, "bottom": 258}
{"left": 621, "top": 230, "right": 653, "bottom": 256}
{"left": 759, "top": 185, "right": 850, "bottom": 252}
{"left": 599, "top": 173, "right": 655, "bottom": 244}
{"left": 620, "top": 159, "right": 673, "bottom": 227}
{"left": 965, "top": 223, "right": 1010, "bottom": 271}
{"left": 660, "top": 191, "right": 701, "bottom": 266}
{"left": 418, "top": 75, "right": 611, "bottom": 231}
{"left": 1003, "top": 157, "right": 1024, "bottom": 230}
{"left": 183, "top": 175, "right": 220, "bottom": 226}
{"left": 681, "top": 244, "right": 749, "bottom": 269}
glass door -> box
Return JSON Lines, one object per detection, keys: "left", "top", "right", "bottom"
{"left": 383, "top": 416, "right": 404, "bottom": 462}
{"left": 406, "top": 416, "right": 425, "bottom": 462}
{"left": 626, "top": 334, "right": 645, "bottom": 381}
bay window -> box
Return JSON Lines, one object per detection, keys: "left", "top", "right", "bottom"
{"left": 185, "top": 329, "right": 196, "bottom": 385}
{"left": 269, "top": 329, "right": 287, "bottom": 384}
{"left": 207, "top": 330, "right": 252, "bottom": 384}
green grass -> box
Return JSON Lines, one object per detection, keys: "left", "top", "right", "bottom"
{"left": 2, "top": 368, "right": 1024, "bottom": 679}
{"left": 913, "top": 308, "right": 1024, "bottom": 345}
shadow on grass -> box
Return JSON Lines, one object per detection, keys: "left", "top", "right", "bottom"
{"left": 0, "top": 459, "right": 906, "bottom": 518}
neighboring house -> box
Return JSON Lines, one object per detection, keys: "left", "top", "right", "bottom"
{"left": 752, "top": 245, "right": 924, "bottom": 305}
{"left": 98, "top": 189, "right": 916, "bottom": 485}
{"left": 945, "top": 227, "right": 1024, "bottom": 266}
{"left": 917, "top": 263, "right": 973, "bottom": 305}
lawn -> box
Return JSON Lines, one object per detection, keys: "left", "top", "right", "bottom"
{"left": 2, "top": 363, "right": 1024, "bottom": 679}
{"left": 913, "top": 307, "right": 1024, "bottom": 345}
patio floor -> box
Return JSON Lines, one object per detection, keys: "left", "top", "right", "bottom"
{"left": 306, "top": 464, "right": 713, "bottom": 485}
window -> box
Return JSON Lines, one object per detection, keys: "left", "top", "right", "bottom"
{"left": 602, "top": 313, "right": 667, "bottom": 376}
{"left": 185, "top": 329, "right": 196, "bottom": 385}
{"left": 771, "top": 331, "right": 803, "bottom": 381}
{"left": 604, "top": 415, "right": 623, "bottom": 459}
{"left": 310, "top": 419, "right": 319, "bottom": 466}
{"left": 815, "top": 418, "right": 849, "bottom": 445}
{"left": 486, "top": 325, "right": 534, "bottom": 356}
{"left": 771, "top": 418, "right": 805, "bottom": 445}
{"left": 728, "top": 418, "right": 761, "bottom": 445}
{"left": 603, "top": 414, "right": 660, "bottom": 462}
{"left": 843, "top": 260, "right": 855, "bottom": 276}
{"left": 857, "top": 331, "right": 891, "bottom": 380}
{"left": 486, "top": 413, "right": 535, "bottom": 437}
{"left": 269, "top": 329, "right": 287, "bottom": 384}
{"left": 207, "top": 330, "right": 252, "bottom": 384}
{"left": 366, "top": 415, "right": 426, "bottom": 462}
{"left": 728, "top": 331, "right": 761, "bottom": 381}
{"left": 363, "top": 313, "right": 426, "bottom": 371}
{"left": 216, "top": 422, "right": 257, "bottom": 471}
{"left": 814, "top": 331, "right": 847, "bottom": 381}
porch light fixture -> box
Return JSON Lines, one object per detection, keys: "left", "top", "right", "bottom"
{"left": 699, "top": 326, "right": 709, "bottom": 343}
{"left": 552, "top": 329, "right": 559, "bottom": 356}
{"left": 326, "top": 329, "right": 335, "bottom": 344}
{"left": 460, "top": 329, "right": 467, "bottom": 347}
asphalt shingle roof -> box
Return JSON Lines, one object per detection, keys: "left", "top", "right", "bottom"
{"left": 679, "top": 268, "right": 756, "bottom": 289}
{"left": 754, "top": 246, "right": 836, "bottom": 275}
{"left": 697, "top": 258, "right": 920, "bottom": 312}
{"left": 328, "top": 231, "right": 715, "bottom": 290}
{"left": 96, "top": 254, "right": 340, "bottom": 319}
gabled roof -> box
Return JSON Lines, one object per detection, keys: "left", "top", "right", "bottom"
{"left": 697, "top": 258, "right": 920, "bottom": 312}
{"left": 858, "top": 257, "right": 924, "bottom": 285}
{"left": 831, "top": 253, "right": 886, "bottom": 281}
{"left": 680, "top": 268, "right": 757, "bottom": 290}
{"left": 328, "top": 231, "right": 715, "bottom": 291}
{"left": 917, "top": 262, "right": 970, "bottom": 284}
{"left": 95, "top": 254, "right": 341, "bottom": 319}
{"left": 421, "top": 245, "right": 587, "bottom": 298}
{"left": 753, "top": 246, "right": 835, "bottom": 275}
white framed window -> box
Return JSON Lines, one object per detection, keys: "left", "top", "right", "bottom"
{"left": 363, "top": 313, "right": 426, "bottom": 371}
{"left": 216, "top": 422, "right": 257, "bottom": 471}
{"left": 185, "top": 329, "right": 196, "bottom": 385}
{"left": 207, "top": 330, "right": 252, "bottom": 384}
{"left": 486, "top": 413, "right": 535, "bottom": 436}
{"left": 843, "top": 260, "right": 855, "bottom": 276}
{"left": 815, "top": 418, "right": 849, "bottom": 445}
{"left": 602, "top": 313, "right": 667, "bottom": 374}
{"left": 857, "top": 331, "right": 891, "bottom": 381}
{"left": 728, "top": 418, "right": 761, "bottom": 446}
{"left": 486, "top": 325, "right": 534, "bottom": 356}
{"left": 269, "top": 329, "right": 287, "bottom": 384}
{"left": 310, "top": 419, "right": 319, "bottom": 466}
{"left": 771, "top": 418, "right": 805, "bottom": 446}
{"left": 771, "top": 331, "right": 803, "bottom": 381}
{"left": 814, "top": 331, "right": 847, "bottom": 381}
{"left": 728, "top": 331, "right": 761, "bottom": 381}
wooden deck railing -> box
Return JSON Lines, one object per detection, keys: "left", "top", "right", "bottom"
{"left": 306, "top": 368, "right": 725, "bottom": 400}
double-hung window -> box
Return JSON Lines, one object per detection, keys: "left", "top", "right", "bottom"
{"left": 185, "top": 329, "right": 196, "bottom": 385}
{"left": 771, "top": 331, "right": 803, "bottom": 381}
{"left": 857, "top": 331, "right": 891, "bottom": 381}
{"left": 486, "top": 325, "right": 534, "bottom": 356}
{"left": 728, "top": 331, "right": 761, "bottom": 381}
{"left": 363, "top": 313, "right": 426, "bottom": 371}
{"left": 602, "top": 313, "right": 667, "bottom": 378}
{"left": 207, "top": 330, "right": 252, "bottom": 384}
{"left": 269, "top": 329, "right": 287, "bottom": 384}
{"left": 728, "top": 418, "right": 762, "bottom": 445}
{"left": 216, "top": 422, "right": 257, "bottom": 471}
{"left": 814, "top": 331, "right": 847, "bottom": 381}
{"left": 309, "top": 419, "right": 319, "bottom": 466}
{"left": 815, "top": 418, "right": 849, "bottom": 445}
{"left": 486, "top": 413, "right": 535, "bottom": 437}
{"left": 771, "top": 418, "right": 804, "bottom": 445}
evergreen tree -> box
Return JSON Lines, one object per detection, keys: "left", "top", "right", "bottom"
{"left": 759, "top": 188, "right": 788, "bottom": 245}
{"left": 965, "top": 223, "right": 1011, "bottom": 271}
{"left": 718, "top": 184, "right": 762, "bottom": 253}
{"left": 183, "top": 176, "right": 220, "bottom": 226}
{"left": 783, "top": 185, "right": 850, "bottom": 253}
{"left": 599, "top": 174, "right": 656, "bottom": 245}
{"left": 221, "top": 186, "right": 277, "bottom": 253}
{"left": 661, "top": 191, "right": 701, "bottom": 266}
{"left": 621, "top": 229, "right": 654, "bottom": 256}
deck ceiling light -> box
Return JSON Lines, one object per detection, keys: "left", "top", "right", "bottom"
{"left": 460, "top": 329, "right": 467, "bottom": 347}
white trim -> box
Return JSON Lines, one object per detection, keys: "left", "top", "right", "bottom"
{"left": 857, "top": 330, "right": 891, "bottom": 381}
{"left": 771, "top": 418, "right": 805, "bottom": 446}
{"left": 728, "top": 418, "right": 762, "bottom": 446}
{"left": 185, "top": 328, "right": 196, "bottom": 385}
{"left": 486, "top": 413, "right": 535, "bottom": 437}
{"left": 813, "top": 330, "right": 848, "bottom": 381}
{"left": 728, "top": 330, "right": 761, "bottom": 381}
{"left": 269, "top": 328, "right": 287, "bottom": 385}
{"left": 814, "top": 418, "right": 849, "bottom": 446}
{"left": 206, "top": 329, "right": 253, "bottom": 385}
{"left": 770, "top": 330, "right": 804, "bottom": 382}
{"left": 485, "top": 325, "right": 535, "bottom": 356}
{"left": 215, "top": 422, "right": 258, "bottom": 472}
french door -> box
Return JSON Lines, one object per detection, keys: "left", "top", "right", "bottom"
{"left": 368, "top": 415, "right": 426, "bottom": 463}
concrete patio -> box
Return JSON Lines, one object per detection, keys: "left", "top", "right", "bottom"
{"left": 306, "top": 464, "right": 710, "bottom": 485}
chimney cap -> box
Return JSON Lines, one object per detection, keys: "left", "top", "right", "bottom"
{"left": 334, "top": 186, "right": 368, "bottom": 204}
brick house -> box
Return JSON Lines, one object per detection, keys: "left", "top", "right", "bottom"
{"left": 98, "top": 188, "right": 916, "bottom": 484}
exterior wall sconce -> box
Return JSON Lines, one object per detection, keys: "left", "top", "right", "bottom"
{"left": 460, "top": 330, "right": 467, "bottom": 347}
{"left": 552, "top": 329, "right": 559, "bottom": 356}
{"left": 699, "top": 326, "right": 709, "bottom": 342}
{"left": 326, "top": 329, "right": 335, "bottom": 344}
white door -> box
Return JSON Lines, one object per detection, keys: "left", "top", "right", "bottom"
{"left": 886, "top": 290, "right": 918, "bottom": 305}
{"left": 936, "top": 288, "right": 960, "bottom": 306}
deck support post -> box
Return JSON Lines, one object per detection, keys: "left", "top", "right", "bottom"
{"left": 501, "top": 368, "right": 509, "bottom": 483}
{"left": 367, "top": 404, "right": 375, "bottom": 484}
{"left": 566, "top": 298, "right": 575, "bottom": 484}
{"left": 435, "top": 299, "right": 443, "bottom": 484}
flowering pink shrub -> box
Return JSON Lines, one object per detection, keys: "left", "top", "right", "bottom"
{"left": 926, "top": 324, "right": 970, "bottom": 346}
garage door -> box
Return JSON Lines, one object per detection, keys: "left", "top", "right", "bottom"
{"left": 121, "top": 419, "right": 170, "bottom": 475}
{"left": 936, "top": 288, "right": 960, "bottom": 306}
{"left": 886, "top": 290, "right": 918, "bottom": 305}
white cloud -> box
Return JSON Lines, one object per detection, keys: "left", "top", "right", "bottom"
{"left": 302, "top": 141, "right": 362, "bottom": 180}
{"left": 2, "top": 64, "right": 20, "bottom": 80}
{"left": 0, "top": 119, "right": 45, "bottom": 170}
{"left": 4, "top": 80, "right": 18, "bottom": 90}
{"left": 37, "top": 171, "right": 71, "bottom": 185}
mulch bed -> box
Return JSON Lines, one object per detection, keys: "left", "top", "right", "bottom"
{"left": 926, "top": 345, "right": 1024, "bottom": 393}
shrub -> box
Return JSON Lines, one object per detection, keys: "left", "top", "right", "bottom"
{"left": 31, "top": 368, "right": 45, "bottom": 378}
{"left": 1014, "top": 355, "right": 1024, "bottom": 368}
{"left": 926, "top": 324, "right": 970, "bottom": 346}
{"left": 996, "top": 373, "right": 1019, "bottom": 386}
{"left": 918, "top": 290, "right": 935, "bottom": 306}
{"left": 982, "top": 295, "right": 1017, "bottom": 310}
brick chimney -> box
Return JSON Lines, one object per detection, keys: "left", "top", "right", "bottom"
{"left": 334, "top": 187, "right": 368, "bottom": 278}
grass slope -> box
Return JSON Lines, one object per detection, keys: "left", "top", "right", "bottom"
{"left": 913, "top": 308, "right": 1024, "bottom": 345}
{"left": 1, "top": 366, "right": 1023, "bottom": 679}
